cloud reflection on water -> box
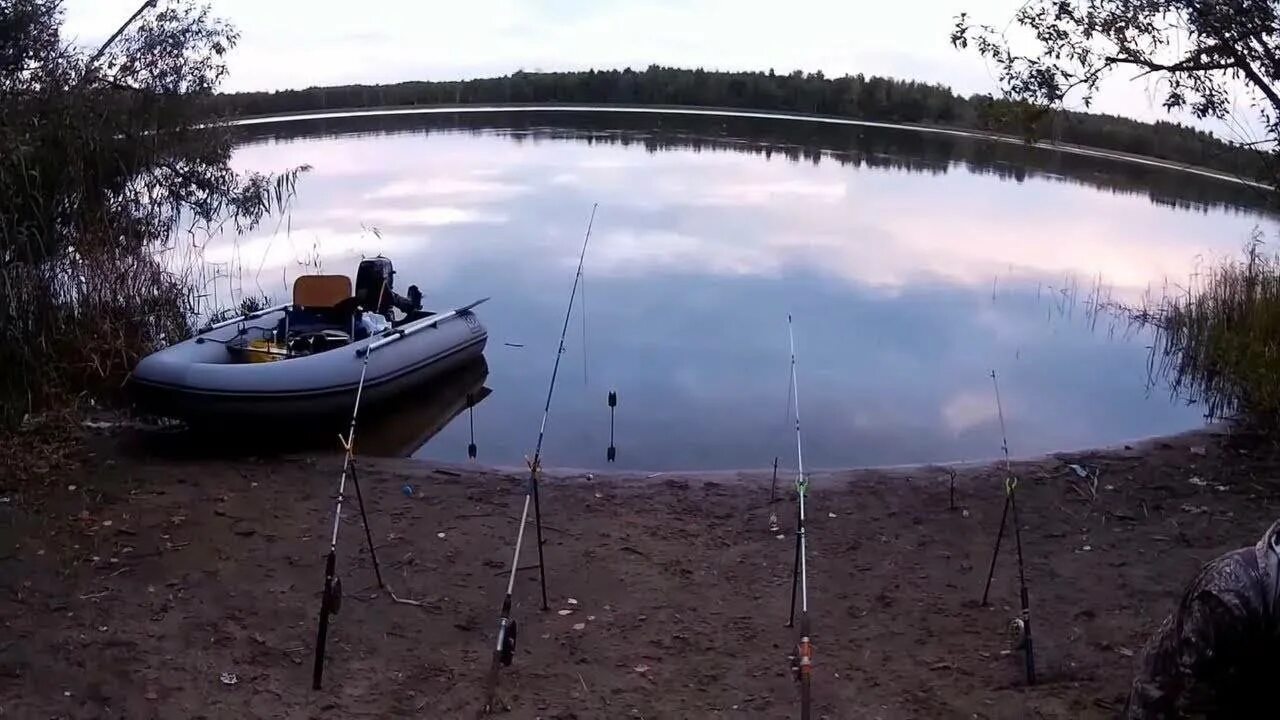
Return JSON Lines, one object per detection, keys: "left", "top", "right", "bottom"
{"left": 221, "top": 112, "right": 1275, "bottom": 469}
{"left": 231, "top": 127, "right": 1264, "bottom": 296}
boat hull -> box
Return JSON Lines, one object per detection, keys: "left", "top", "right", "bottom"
{"left": 128, "top": 306, "right": 488, "bottom": 424}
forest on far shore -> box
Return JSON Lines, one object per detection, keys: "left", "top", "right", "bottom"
{"left": 218, "top": 66, "right": 1266, "bottom": 182}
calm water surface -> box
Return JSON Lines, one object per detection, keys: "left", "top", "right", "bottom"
{"left": 217, "top": 110, "right": 1277, "bottom": 469}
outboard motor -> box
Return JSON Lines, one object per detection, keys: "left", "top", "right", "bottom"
{"left": 354, "top": 256, "right": 422, "bottom": 317}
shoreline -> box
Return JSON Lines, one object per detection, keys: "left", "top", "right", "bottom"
{"left": 1, "top": 422, "right": 1275, "bottom": 717}
{"left": 228, "top": 103, "right": 1272, "bottom": 191}
{"left": 495, "top": 423, "right": 1228, "bottom": 482}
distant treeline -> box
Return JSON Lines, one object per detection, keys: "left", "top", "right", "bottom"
{"left": 219, "top": 66, "right": 1267, "bottom": 182}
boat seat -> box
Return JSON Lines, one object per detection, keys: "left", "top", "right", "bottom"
{"left": 293, "top": 274, "right": 352, "bottom": 309}
{"left": 274, "top": 275, "right": 358, "bottom": 347}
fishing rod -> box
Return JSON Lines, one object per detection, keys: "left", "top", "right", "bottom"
{"left": 978, "top": 370, "right": 1037, "bottom": 686}
{"left": 482, "top": 203, "right": 598, "bottom": 714}
{"left": 312, "top": 293, "right": 488, "bottom": 690}
{"left": 783, "top": 315, "right": 813, "bottom": 720}
{"left": 312, "top": 329, "right": 379, "bottom": 690}
{"left": 81, "top": 1, "right": 157, "bottom": 86}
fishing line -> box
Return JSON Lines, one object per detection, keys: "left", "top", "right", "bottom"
{"left": 978, "top": 370, "right": 1037, "bottom": 686}
{"left": 483, "top": 203, "right": 598, "bottom": 715}
{"left": 581, "top": 266, "right": 589, "bottom": 387}
{"left": 784, "top": 365, "right": 795, "bottom": 436}
{"left": 773, "top": 349, "right": 795, "bottom": 534}
{"left": 783, "top": 314, "right": 813, "bottom": 720}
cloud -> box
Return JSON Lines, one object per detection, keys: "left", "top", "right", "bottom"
{"left": 588, "top": 229, "right": 781, "bottom": 277}
{"left": 565, "top": 147, "right": 1259, "bottom": 297}
{"left": 362, "top": 178, "right": 530, "bottom": 201}
{"left": 323, "top": 206, "right": 508, "bottom": 227}
{"left": 941, "top": 390, "right": 998, "bottom": 435}
{"left": 200, "top": 227, "right": 411, "bottom": 271}
{"left": 678, "top": 179, "right": 847, "bottom": 207}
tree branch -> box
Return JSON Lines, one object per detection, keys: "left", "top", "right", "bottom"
{"left": 1104, "top": 56, "right": 1237, "bottom": 76}
{"left": 1245, "top": 37, "right": 1280, "bottom": 83}
{"left": 1220, "top": 44, "right": 1280, "bottom": 116}
{"left": 1232, "top": 139, "right": 1280, "bottom": 148}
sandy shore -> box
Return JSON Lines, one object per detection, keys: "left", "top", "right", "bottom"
{"left": 1, "top": 425, "right": 1276, "bottom": 719}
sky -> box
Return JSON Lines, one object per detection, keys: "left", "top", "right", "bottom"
{"left": 62, "top": 0, "right": 1264, "bottom": 142}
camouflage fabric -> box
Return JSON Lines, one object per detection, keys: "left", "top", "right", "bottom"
{"left": 1125, "top": 520, "right": 1280, "bottom": 719}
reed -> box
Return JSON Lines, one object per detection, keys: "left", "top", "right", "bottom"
{"left": 1141, "top": 234, "right": 1280, "bottom": 431}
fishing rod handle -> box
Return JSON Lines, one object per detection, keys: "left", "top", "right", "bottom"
{"left": 312, "top": 552, "right": 338, "bottom": 689}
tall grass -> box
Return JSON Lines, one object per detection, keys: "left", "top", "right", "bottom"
{"left": 1140, "top": 235, "right": 1280, "bottom": 430}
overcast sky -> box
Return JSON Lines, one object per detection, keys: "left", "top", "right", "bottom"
{"left": 62, "top": 0, "right": 1262, "bottom": 141}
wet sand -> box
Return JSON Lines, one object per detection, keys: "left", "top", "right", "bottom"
{"left": 1, "top": 426, "right": 1275, "bottom": 719}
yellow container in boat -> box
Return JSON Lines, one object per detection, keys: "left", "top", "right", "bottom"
{"left": 243, "top": 338, "right": 287, "bottom": 363}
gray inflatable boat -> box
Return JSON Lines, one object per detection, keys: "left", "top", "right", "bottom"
{"left": 129, "top": 265, "right": 488, "bottom": 424}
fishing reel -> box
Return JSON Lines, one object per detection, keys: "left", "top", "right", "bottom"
{"left": 496, "top": 616, "right": 518, "bottom": 666}
{"left": 323, "top": 575, "right": 343, "bottom": 615}
{"left": 788, "top": 636, "right": 813, "bottom": 683}
{"left": 1007, "top": 617, "right": 1027, "bottom": 651}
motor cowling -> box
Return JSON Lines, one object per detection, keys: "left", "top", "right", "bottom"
{"left": 355, "top": 256, "right": 421, "bottom": 316}
{"left": 355, "top": 257, "right": 394, "bottom": 311}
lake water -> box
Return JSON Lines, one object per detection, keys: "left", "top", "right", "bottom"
{"left": 220, "top": 109, "right": 1277, "bottom": 470}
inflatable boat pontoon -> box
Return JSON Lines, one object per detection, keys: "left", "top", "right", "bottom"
{"left": 129, "top": 259, "right": 488, "bottom": 424}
